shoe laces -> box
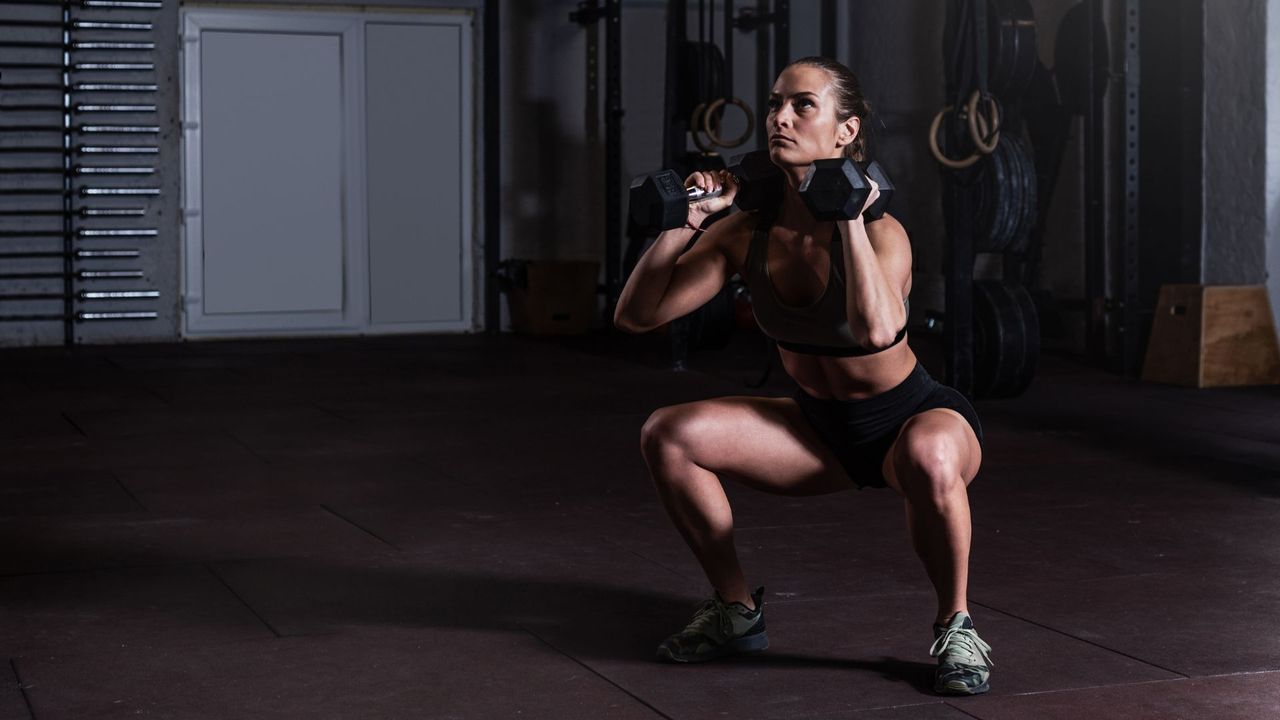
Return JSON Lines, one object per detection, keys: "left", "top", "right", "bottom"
{"left": 682, "top": 598, "right": 732, "bottom": 638}
{"left": 929, "top": 626, "right": 994, "bottom": 668}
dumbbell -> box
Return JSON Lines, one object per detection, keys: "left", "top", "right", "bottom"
{"left": 798, "top": 158, "right": 895, "bottom": 221}
{"left": 629, "top": 151, "right": 782, "bottom": 232}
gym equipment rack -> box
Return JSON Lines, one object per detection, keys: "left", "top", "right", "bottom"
{"left": 0, "top": 0, "right": 161, "bottom": 344}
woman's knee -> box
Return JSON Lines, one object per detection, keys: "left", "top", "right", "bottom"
{"left": 892, "top": 422, "right": 967, "bottom": 502}
{"left": 640, "top": 403, "right": 701, "bottom": 466}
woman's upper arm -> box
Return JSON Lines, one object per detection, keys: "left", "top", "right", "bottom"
{"left": 867, "top": 213, "right": 913, "bottom": 301}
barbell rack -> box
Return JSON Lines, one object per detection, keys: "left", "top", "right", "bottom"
{"left": 0, "top": 0, "right": 163, "bottom": 338}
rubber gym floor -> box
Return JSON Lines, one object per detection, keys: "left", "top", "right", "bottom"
{"left": 1, "top": 330, "right": 1277, "bottom": 719}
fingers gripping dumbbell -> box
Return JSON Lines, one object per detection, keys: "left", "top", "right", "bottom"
{"left": 798, "top": 158, "right": 896, "bottom": 222}
{"left": 630, "top": 153, "right": 893, "bottom": 230}
{"left": 628, "top": 150, "right": 782, "bottom": 232}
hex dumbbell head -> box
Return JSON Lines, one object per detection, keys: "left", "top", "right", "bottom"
{"left": 799, "top": 158, "right": 871, "bottom": 221}
{"left": 727, "top": 150, "right": 783, "bottom": 212}
{"left": 859, "top": 160, "right": 895, "bottom": 221}
{"left": 629, "top": 169, "right": 689, "bottom": 231}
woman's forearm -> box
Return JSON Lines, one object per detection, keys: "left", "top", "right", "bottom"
{"left": 613, "top": 222, "right": 702, "bottom": 332}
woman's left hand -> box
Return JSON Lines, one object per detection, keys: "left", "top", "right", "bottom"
{"left": 857, "top": 176, "right": 880, "bottom": 221}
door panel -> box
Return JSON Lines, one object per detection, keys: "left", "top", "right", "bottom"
{"left": 201, "top": 30, "right": 345, "bottom": 316}
{"left": 366, "top": 23, "right": 465, "bottom": 325}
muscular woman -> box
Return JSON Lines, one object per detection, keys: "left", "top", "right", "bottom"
{"left": 613, "top": 57, "right": 993, "bottom": 696}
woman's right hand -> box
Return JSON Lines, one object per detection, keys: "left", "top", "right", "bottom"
{"left": 685, "top": 169, "right": 737, "bottom": 226}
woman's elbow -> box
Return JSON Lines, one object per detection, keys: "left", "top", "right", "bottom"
{"left": 612, "top": 309, "right": 650, "bottom": 334}
{"left": 860, "top": 322, "right": 903, "bottom": 351}
{"left": 614, "top": 317, "right": 643, "bottom": 334}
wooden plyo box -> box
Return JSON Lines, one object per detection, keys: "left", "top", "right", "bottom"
{"left": 1142, "top": 284, "right": 1280, "bottom": 388}
{"left": 505, "top": 260, "right": 600, "bottom": 336}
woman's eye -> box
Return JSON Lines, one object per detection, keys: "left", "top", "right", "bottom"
{"left": 767, "top": 99, "right": 781, "bottom": 110}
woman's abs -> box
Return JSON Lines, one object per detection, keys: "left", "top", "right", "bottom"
{"left": 782, "top": 339, "right": 918, "bottom": 400}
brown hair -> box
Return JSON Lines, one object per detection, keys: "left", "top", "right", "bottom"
{"left": 785, "top": 56, "right": 872, "bottom": 161}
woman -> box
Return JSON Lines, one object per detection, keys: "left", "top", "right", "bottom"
{"left": 613, "top": 57, "right": 993, "bottom": 696}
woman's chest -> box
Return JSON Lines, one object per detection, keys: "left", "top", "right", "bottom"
{"left": 765, "top": 228, "right": 839, "bottom": 307}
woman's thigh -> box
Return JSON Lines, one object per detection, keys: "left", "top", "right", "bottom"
{"left": 643, "top": 395, "right": 858, "bottom": 496}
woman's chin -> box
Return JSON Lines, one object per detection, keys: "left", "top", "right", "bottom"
{"left": 768, "top": 145, "right": 805, "bottom": 165}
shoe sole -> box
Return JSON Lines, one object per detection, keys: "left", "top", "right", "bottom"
{"left": 656, "top": 632, "right": 770, "bottom": 663}
{"left": 935, "top": 679, "right": 990, "bottom": 696}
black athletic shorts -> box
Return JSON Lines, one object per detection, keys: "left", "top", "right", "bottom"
{"left": 792, "top": 363, "right": 983, "bottom": 489}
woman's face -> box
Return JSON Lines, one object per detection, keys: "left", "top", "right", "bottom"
{"left": 766, "top": 65, "right": 858, "bottom": 167}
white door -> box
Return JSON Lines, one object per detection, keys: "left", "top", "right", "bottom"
{"left": 181, "top": 9, "right": 474, "bottom": 337}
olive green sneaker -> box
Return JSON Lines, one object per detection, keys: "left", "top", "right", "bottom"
{"left": 930, "top": 612, "right": 993, "bottom": 695}
{"left": 656, "top": 586, "right": 768, "bottom": 663}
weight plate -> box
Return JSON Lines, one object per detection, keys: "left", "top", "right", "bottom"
{"left": 1007, "top": 282, "right": 1040, "bottom": 396}
{"left": 973, "top": 280, "right": 1040, "bottom": 398}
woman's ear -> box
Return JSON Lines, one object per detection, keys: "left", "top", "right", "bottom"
{"left": 836, "top": 116, "right": 860, "bottom": 150}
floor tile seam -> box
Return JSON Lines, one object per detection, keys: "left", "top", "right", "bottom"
{"left": 133, "top": 379, "right": 177, "bottom": 409}
{"left": 57, "top": 411, "right": 88, "bottom": 439}
{"left": 937, "top": 701, "right": 984, "bottom": 720}
{"left": 318, "top": 504, "right": 403, "bottom": 552}
{"left": 766, "top": 589, "right": 934, "bottom": 606}
{"left": 1191, "top": 668, "right": 1280, "bottom": 680}
{"left": 808, "top": 700, "right": 968, "bottom": 720}
{"left": 107, "top": 469, "right": 150, "bottom": 513}
{"left": 201, "top": 563, "right": 282, "bottom": 638}
{"left": 8, "top": 659, "right": 35, "bottom": 720}
{"left": 515, "top": 623, "right": 675, "bottom": 720}
{"left": 218, "top": 428, "right": 275, "bottom": 466}
{"left": 987, "top": 675, "right": 1195, "bottom": 699}
{"left": 968, "top": 599, "right": 1189, "bottom": 680}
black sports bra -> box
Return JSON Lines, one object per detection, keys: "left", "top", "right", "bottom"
{"left": 743, "top": 211, "right": 906, "bottom": 357}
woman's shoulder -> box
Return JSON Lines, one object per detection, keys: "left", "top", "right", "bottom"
{"left": 866, "top": 212, "right": 908, "bottom": 245}
{"left": 704, "top": 210, "right": 761, "bottom": 270}
{"left": 696, "top": 208, "right": 762, "bottom": 252}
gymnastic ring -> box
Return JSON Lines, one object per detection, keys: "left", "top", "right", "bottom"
{"left": 966, "top": 90, "right": 1001, "bottom": 154}
{"left": 702, "top": 97, "right": 755, "bottom": 149}
{"left": 689, "top": 102, "right": 719, "bottom": 154}
{"left": 928, "top": 105, "right": 982, "bottom": 170}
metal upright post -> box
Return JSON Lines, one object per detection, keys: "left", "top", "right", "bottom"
{"left": 755, "top": 0, "right": 770, "bottom": 148}
{"left": 773, "top": 0, "right": 790, "bottom": 75}
{"left": 1120, "top": 0, "right": 1140, "bottom": 377}
{"left": 945, "top": 184, "right": 975, "bottom": 397}
{"left": 724, "top": 0, "right": 734, "bottom": 101}
{"left": 1083, "top": 0, "right": 1107, "bottom": 361}
{"left": 62, "top": 0, "right": 73, "bottom": 344}
{"left": 663, "top": 0, "right": 686, "bottom": 170}
{"left": 604, "top": 0, "right": 623, "bottom": 310}
{"left": 820, "top": 0, "right": 835, "bottom": 58}
{"left": 484, "top": 0, "right": 501, "bottom": 333}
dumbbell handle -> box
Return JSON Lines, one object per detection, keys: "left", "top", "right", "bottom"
{"left": 685, "top": 185, "right": 727, "bottom": 203}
